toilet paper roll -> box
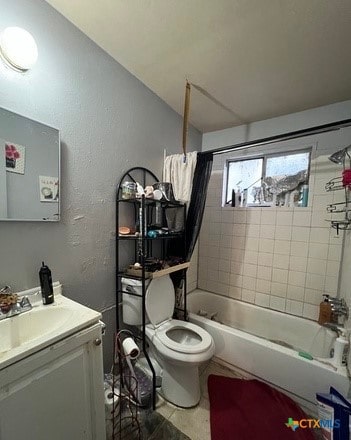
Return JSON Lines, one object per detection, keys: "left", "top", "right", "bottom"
{"left": 104, "top": 388, "right": 120, "bottom": 419}
{"left": 122, "top": 337, "right": 140, "bottom": 359}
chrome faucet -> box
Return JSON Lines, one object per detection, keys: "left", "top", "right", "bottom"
{"left": 0, "top": 285, "right": 33, "bottom": 320}
{"left": 325, "top": 296, "right": 349, "bottom": 325}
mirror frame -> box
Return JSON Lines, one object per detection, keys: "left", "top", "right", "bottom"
{"left": 0, "top": 107, "right": 61, "bottom": 222}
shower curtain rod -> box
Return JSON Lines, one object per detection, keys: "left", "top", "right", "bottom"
{"left": 206, "top": 118, "right": 351, "bottom": 156}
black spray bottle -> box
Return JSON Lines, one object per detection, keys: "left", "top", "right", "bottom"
{"left": 39, "top": 261, "right": 54, "bottom": 305}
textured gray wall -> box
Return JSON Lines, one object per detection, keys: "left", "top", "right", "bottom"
{"left": 0, "top": 0, "right": 201, "bottom": 368}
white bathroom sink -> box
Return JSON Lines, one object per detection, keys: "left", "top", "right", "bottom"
{"left": 0, "top": 283, "right": 101, "bottom": 370}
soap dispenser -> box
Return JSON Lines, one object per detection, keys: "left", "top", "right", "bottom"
{"left": 333, "top": 330, "right": 349, "bottom": 366}
{"left": 318, "top": 295, "right": 332, "bottom": 325}
{"left": 39, "top": 261, "right": 54, "bottom": 305}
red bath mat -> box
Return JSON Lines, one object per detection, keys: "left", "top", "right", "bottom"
{"left": 208, "top": 375, "right": 316, "bottom": 440}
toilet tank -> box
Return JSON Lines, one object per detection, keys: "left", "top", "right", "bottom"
{"left": 121, "top": 278, "right": 149, "bottom": 325}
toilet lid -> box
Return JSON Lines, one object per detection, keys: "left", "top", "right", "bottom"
{"left": 146, "top": 275, "right": 175, "bottom": 327}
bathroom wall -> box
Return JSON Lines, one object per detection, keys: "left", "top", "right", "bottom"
{"left": 199, "top": 101, "right": 351, "bottom": 320}
{"left": 0, "top": 0, "right": 201, "bottom": 368}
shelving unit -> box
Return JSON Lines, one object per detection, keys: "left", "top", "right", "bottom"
{"left": 115, "top": 167, "right": 188, "bottom": 421}
{"left": 325, "top": 169, "right": 351, "bottom": 233}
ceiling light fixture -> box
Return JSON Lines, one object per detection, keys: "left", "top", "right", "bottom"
{"left": 0, "top": 27, "right": 38, "bottom": 72}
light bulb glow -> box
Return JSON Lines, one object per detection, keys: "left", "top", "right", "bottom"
{"left": 0, "top": 27, "right": 38, "bottom": 71}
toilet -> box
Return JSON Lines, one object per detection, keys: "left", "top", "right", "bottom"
{"left": 122, "top": 275, "right": 214, "bottom": 408}
{"left": 145, "top": 275, "right": 215, "bottom": 407}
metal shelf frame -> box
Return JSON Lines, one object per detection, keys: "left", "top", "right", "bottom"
{"left": 116, "top": 167, "right": 188, "bottom": 411}
{"left": 325, "top": 162, "right": 351, "bottom": 233}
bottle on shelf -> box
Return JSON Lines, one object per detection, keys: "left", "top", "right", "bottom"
{"left": 298, "top": 184, "right": 309, "bottom": 207}
{"left": 231, "top": 189, "right": 236, "bottom": 207}
{"left": 235, "top": 186, "right": 241, "bottom": 207}
{"left": 241, "top": 189, "right": 248, "bottom": 207}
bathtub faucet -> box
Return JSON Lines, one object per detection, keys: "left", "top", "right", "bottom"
{"left": 323, "top": 322, "right": 346, "bottom": 337}
{"left": 328, "top": 297, "right": 349, "bottom": 325}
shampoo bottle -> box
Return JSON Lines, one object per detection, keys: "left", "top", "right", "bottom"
{"left": 241, "top": 189, "right": 248, "bottom": 207}
{"left": 231, "top": 189, "right": 236, "bottom": 207}
{"left": 301, "top": 184, "right": 309, "bottom": 207}
{"left": 318, "top": 295, "right": 332, "bottom": 325}
{"left": 39, "top": 261, "right": 54, "bottom": 305}
{"left": 235, "top": 186, "right": 241, "bottom": 207}
{"left": 333, "top": 331, "right": 349, "bottom": 366}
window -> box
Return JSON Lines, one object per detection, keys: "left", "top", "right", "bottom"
{"left": 227, "top": 158, "right": 263, "bottom": 205}
{"left": 225, "top": 149, "right": 311, "bottom": 207}
{"left": 265, "top": 152, "right": 310, "bottom": 179}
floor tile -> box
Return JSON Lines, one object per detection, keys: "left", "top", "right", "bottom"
{"left": 199, "top": 359, "right": 211, "bottom": 375}
{"left": 111, "top": 405, "right": 188, "bottom": 440}
{"left": 155, "top": 393, "right": 177, "bottom": 420}
{"left": 111, "top": 406, "right": 163, "bottom": 440}
{"left": 169, "top": 396, "right": 211, "bottom": 440}
{"left": 149, "top": 419, "right": 191, "bottom": 440}
{"left": 139, "top": 408, "right": 165, "bottom": 438}
{"left": 124, "top": 360, "right": 323, "bottom": 440}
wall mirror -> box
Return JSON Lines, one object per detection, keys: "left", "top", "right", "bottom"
{"left": 0, "top": 107, "right": 60, "bottom": 221}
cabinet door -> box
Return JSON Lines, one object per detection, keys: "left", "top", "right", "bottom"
{"left": 0, "top": 323, "right": 105, "bottom": 440}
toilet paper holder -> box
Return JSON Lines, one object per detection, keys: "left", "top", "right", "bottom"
{"left": 114, "top": 331, "right": 153, "bottom": 406}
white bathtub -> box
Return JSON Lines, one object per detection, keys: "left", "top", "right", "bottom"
{"left": 187, "top": 289, "right": 350, "bottom": 413}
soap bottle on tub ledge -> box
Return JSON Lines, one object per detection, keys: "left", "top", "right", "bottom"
{"left": 333, "top": 329, "right": 349, "bottom": 367}
{"left": 318, "top": 294, "right": 332, "bottom": 325}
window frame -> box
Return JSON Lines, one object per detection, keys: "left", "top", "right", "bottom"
{"left": 225, "top": 148, "right": 312, "bottom": 206}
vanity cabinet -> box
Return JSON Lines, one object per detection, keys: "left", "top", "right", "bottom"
{"left": 0, "top": 322, "right": 105, "bottom": 440}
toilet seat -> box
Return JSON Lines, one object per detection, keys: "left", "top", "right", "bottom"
{"left": 145, "top": 276, "right": 213, "bottom": 355}
{"left": 156, "top": 319, "right": 213, "bottom": 354}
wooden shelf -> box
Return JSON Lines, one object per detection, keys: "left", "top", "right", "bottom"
{"left": 123, "top": 262, "right": 190, "bottom": 280}
{"left": 150, "top": 262, "right": 190, "bottom": 279}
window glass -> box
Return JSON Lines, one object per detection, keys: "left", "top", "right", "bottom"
{"left": 227, "top": 158, "right": 263, "bottom": 204}
{"left": 225, "top": 149, "right": 310, "bottom": 207}
{"left": 266, "top": 152, "right": 309, "bottom": 178}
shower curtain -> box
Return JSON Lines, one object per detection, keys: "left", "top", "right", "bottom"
{"left": 185, "top": 152, "right": 213, "bottom": 261}
{"left": 163, "top": 151, "right": 213, "bottom": 313}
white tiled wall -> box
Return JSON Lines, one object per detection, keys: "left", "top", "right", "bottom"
{"left": 197, "top": 147, "right": 344, "bottom": 321}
